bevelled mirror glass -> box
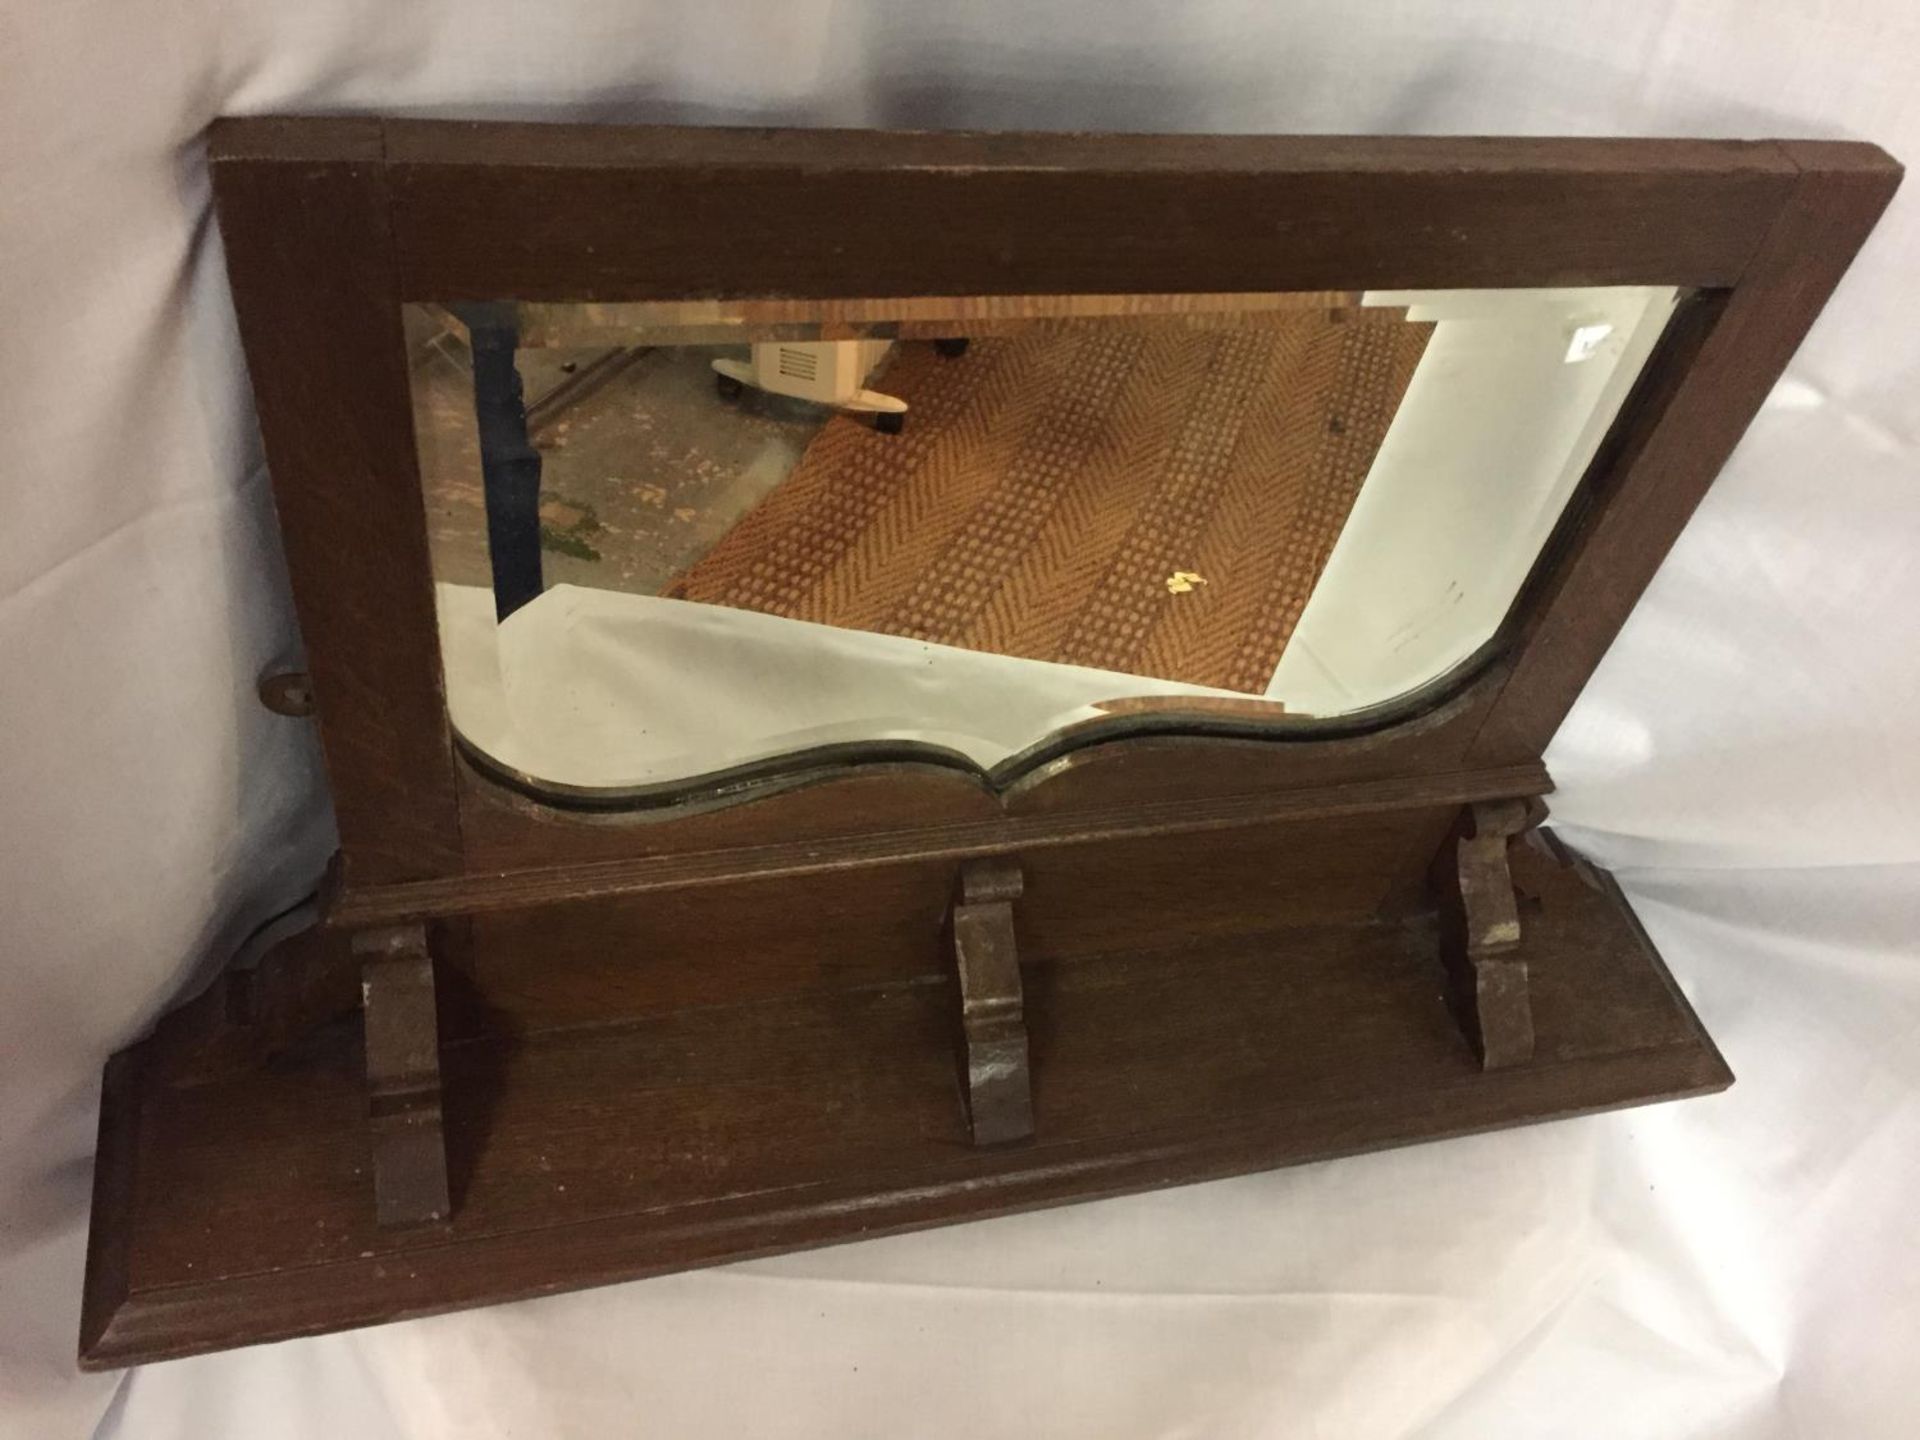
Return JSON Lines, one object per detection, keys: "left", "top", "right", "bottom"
{"left": 405, "top": 286, "right": 1682, "bottom": 801}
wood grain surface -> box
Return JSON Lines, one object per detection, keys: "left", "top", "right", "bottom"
{"left": 107, "top": 122, "right": 1891, "bottom": 1367}
{"left": 82, "top": 841, "right": 1728, "bottom": 1368}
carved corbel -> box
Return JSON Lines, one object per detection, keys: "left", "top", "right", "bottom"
{"left": 355, "top": 924, "right": 451, "bottom": 1227}
{"left": 1433, "top": 799, "right": 1544, "bottom": 1070}
{"left": 949, "top": 857, "right": 1035, "bottom": 1146}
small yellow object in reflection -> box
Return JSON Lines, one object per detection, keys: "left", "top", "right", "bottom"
{"left": 1165, "top": 570, "right": 1209, "bottom": 595}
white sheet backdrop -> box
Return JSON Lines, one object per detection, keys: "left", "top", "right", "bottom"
{"left": 3, "top": 4, "right": 1917, "bottom": 1437}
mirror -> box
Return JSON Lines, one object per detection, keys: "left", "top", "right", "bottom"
{"left": 405, "top": 286, "right": 1682, "bottom": 800}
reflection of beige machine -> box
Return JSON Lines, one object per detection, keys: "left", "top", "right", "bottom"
{"left": 712, "top": 339, "right": 909, "bottom": 432}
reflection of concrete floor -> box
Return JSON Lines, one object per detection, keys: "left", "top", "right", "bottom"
{"left": 413, "top": 343, "right": 824, "bottom": 596}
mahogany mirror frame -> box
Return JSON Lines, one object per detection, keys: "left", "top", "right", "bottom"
{"left": 80, "top": 119, "right": 1899, "bottom": 1367}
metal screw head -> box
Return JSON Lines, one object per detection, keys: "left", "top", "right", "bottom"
{"left": 258, "top": 671, "right": 315, "bottom": 717}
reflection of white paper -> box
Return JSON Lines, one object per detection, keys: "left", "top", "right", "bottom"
{"left": 1565, "top": 321, "right": 1615, "bottom": 363}
{"left": 438, "top": 583, "right": 1255, "bottom": 790}
{"left": 1269, "top": 285, "right": 1680, "bottom": 716}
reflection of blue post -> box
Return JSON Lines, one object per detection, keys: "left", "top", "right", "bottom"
{"left": 453, "top": 303, "right": 543, "bottom": 621}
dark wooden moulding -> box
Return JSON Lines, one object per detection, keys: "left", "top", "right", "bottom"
{"left": 79, "top": 121, "right": 1899, "bottom": 1368}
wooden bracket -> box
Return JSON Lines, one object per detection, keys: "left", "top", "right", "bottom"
{"left": 1434, "top": 798, "right": 1543, "bottom": 1070}
{"left": 141, "top": 919, "right": 359, "bottom": 1087}
{"left": 354, "top": 925, "right": 450, "bottom": 1227}
{"left": 950, "top": 857, "right": 1035, "bottom": 1146}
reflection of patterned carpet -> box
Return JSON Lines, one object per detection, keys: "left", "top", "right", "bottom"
{"left": 666, "top": 313, "right": 1432, "bottom": 693}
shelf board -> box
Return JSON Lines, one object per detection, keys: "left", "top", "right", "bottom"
{"left": 82, "top": 846, "right": 1727, "bottom": 1367}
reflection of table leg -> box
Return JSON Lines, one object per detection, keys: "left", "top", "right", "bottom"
{"left": 455, "top": 303, "right": 543, "bottom": 621}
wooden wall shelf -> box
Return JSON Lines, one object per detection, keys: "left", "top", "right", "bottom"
{"left": 78, "top": 121, "right": 1895, "bottom": 1366}
{"left": 83, "top": 841, "right": 1726, "bottom": 1367}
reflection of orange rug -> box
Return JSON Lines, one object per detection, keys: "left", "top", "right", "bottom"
{"left": 666, "top": 312, "right": 1432, "bottom": 693}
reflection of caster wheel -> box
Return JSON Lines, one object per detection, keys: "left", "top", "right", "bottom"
{"left": 715, "top": 372, "right": 745, "bottom": 401}
{"left": 935, "top": 337, "right": 970, "bottom": 358}
{"left": 874, "top": 410, "right": 905, "bottom": 435}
